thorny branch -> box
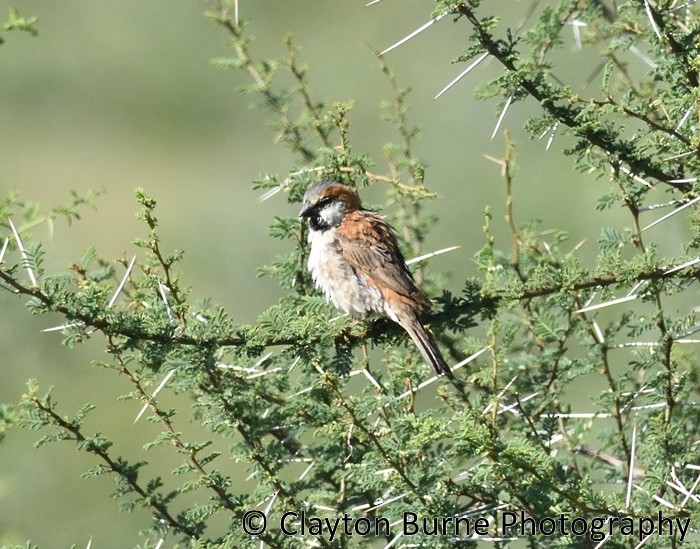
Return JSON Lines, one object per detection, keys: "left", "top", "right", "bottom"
{"left": 454, "top": 2, "right": 694, "bottom": 193}
{"left": 2, "top": 262, "right": 698, "bottom": 350}
{"left": 27, "top": 392, "right": 201, "bottom": 539}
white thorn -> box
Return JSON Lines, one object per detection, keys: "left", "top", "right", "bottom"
{"left": 592, "top": 321, "right": 605, "bottom": 344}
{"left": 662, "top": 149, "right": 694, "bottom": 162}
{"left": 680, "top": 473, "right": 700, "bottom": 508}
{"left": 543, "top": 412, "right": 611, "bottom": 418}
{"left": 363, "top": 492, "right": 408, "bottom": 513}
{"left": 666, "top": 0, "right": 700, "bottom": 13}
{"left": 47, "top": 218, "right": 54, "bottom": 242}
{"left": 258, "top": 186, "right": 282, "bottom": 203}
{"left": 497, "top": 391, "right": 539, "bottom": 416}
{"left": 644, "top": 0, "right": 663, "bottom": 40}
{"left": 8, "top": 218, "right": 37, "bottom": 286}
{"left": 545, "top": 121, "right": 559, "bottom": 151}
{"left": 676, "top": 107, "right": 693, "bottom": 130}
{"left": 254, "top": 352, "right": 273, "bottom": 368}
{"left": 642, "top": 195, "right": 700, "bottom": 232}
{"left": 42, "top": 322, "right": 82, "bottom": 333}
{"left": 639, "top": 199, "right": 682, "bottom": 212}
{"left": 380, "top": 13, "right": 447, "bottom": 55}
{"left": 620, "top": 166, "right": 653, "bottom": 188}
{"left": 434, "top": 52, "right": 489, "bottom": 99}
{"left": 593, "top": 530, "right": 613, "bottom": 548}
{"left": 406, "top": 245, "right": 461, "bottom": 265}
{"left": 482, "top": 374, "right": 519, "bottom": 416}
{"left": 625, "top": 422, "right": 637, "bottom": 509}
{"left": 299, "top": 461, "right": 315, "bottom": 481}
{"left": 663, "top": 256, "right": 700, "bottom": 275}
{"left": 108, "top": 255, "right": 137, "bottom": 308}
{"left": 362, "top": 368, "right": 382, "bottom": 391}
{"left": 651, "top": 493, "right": 677, "bottom": 509}
{"left": 633, "top": 534, "right": 653, "bottom": 548}
{"left": 575, "top": 294, "right": 638, "bottom": 314}
{"left": 627, "top": 280, "right": 647, "bottom": 298}
{"left": 382, "top": 347, "right": 488, "bottom": 409}
{"left": 285, "top": 386, "right": 314, "bottom": 401}
{"left": 134, "top": 368, "right": 176, "bottom": 424}
{"left": 571, "top": 20, "right": 583, "bottom": 50}
{"left": 491, "top": 93, "right": 514, "bottom": 140}
{"left": 0, "top": 237, "right": 8, "bottom": 263}
{"left": 247, "top": 367, "right": 282, "bottom": 380}
{"left": 158, "top": 283, "right": 174, "bottom": 322}
{"left": 583, "top": 290, "right": 598, "bottom": 308}
{"left": 628, "top": 45, "right": 658, "bottom": 68}
{"left": 263, "top": 489, "right": 279, "bottom": 517}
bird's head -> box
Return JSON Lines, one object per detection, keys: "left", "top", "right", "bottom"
{"left": 299, "top": 180, "right": 361, "bottom": 232}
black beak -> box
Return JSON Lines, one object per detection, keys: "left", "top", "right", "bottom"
{"left": 299, "top": 202, "right": 310, "bottom": 219}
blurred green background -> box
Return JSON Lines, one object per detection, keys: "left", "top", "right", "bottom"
{"left": 0, "top": 1, "right": 691, "bottom": 546}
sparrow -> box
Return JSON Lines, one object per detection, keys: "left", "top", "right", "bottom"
{"left": 299, "top": 180, "right": 450, "bottom": 374}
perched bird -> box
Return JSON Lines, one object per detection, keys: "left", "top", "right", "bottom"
{"left": 299, "top": 180, "right": 450, "bottom": 374}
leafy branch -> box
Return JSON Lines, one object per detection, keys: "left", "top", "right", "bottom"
{"left": 452, "top": 1, "right": 696, "bottom": 193}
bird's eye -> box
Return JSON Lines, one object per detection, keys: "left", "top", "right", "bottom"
{"left": 317, "top": 197, "right": 333, "bottom": 208}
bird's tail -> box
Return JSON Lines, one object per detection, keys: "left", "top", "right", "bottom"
{"left": 400, "top": 314, "right": 450, "bottom": 375}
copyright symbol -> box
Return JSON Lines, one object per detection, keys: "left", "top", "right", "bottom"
{"left": 242, "top": 510, "right": 267, "bottom": 535}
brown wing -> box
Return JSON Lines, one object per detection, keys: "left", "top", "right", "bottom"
{"left": 335, "top": 210, "right": 430, "bottom": 306}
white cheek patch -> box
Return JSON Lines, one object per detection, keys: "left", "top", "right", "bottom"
{"left": 319, "top": 201, "right": 345, "bottom": 228}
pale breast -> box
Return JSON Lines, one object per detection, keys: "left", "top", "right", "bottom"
{"left": 307, "top": 228, "right": 383, "bottom": 318}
